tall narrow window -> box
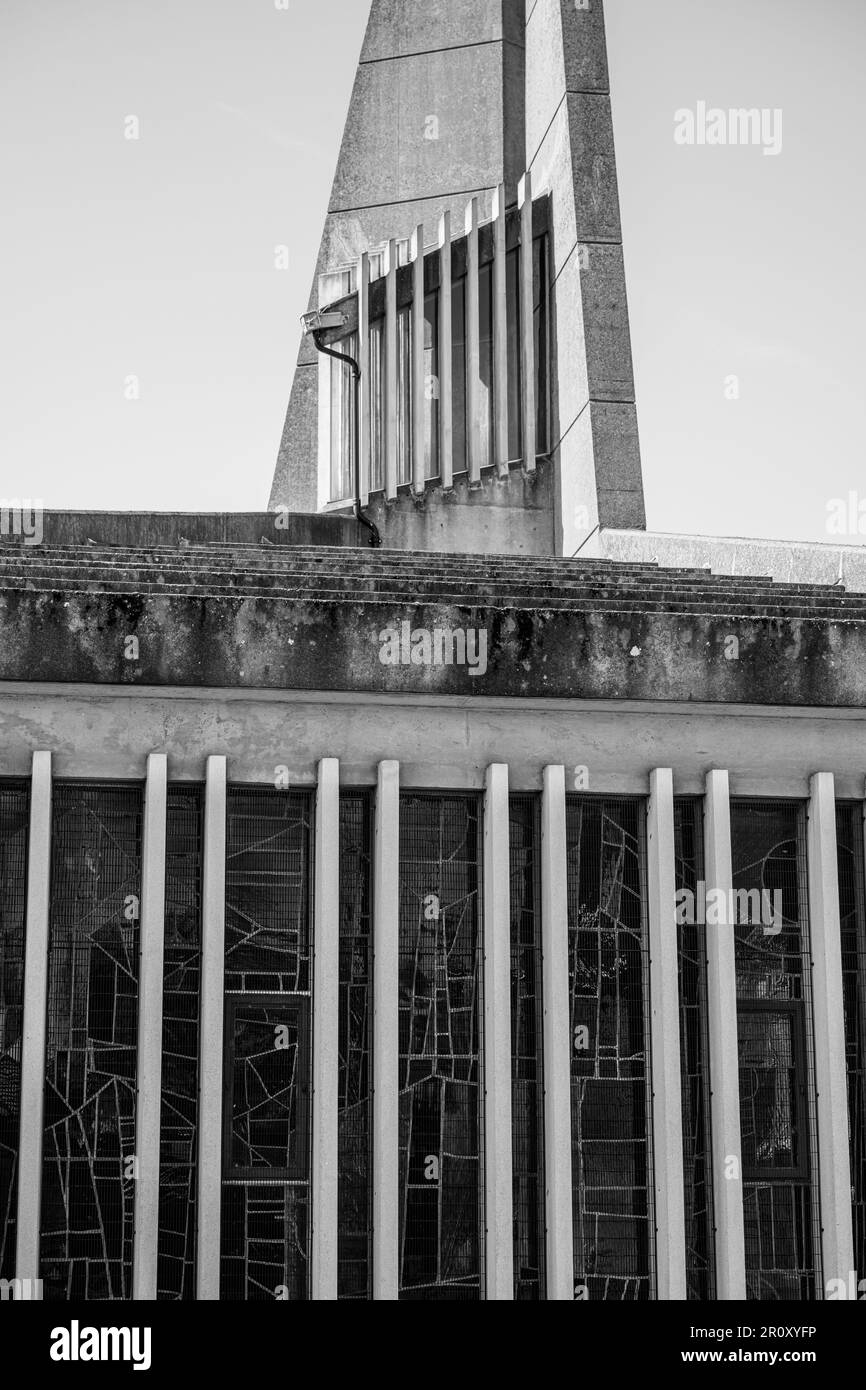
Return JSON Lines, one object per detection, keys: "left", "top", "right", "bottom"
{"left": 478, "top": 262, "right": 494, "bottom": 470}
{"left": 509, "top": 795, "right": 545, "bottom": 1300}
{"left": 534, "top": 233, "right": 549, "bottom": 454}
{"left": 220, "top": 789, "right": 313, "bottom": 1301}
{"left": 369, "top": 319, "right": 384, "bottom": 494}
{"left": 338, "top": 791, "right": 373, "bottom": 1300}
{"left": 565, "top": 797, "right": 654, "bottom": 1300}
{"left": 398, "top": 795, "right": 483, "bottom": 1300}
{"left": 397, "top": 307, "right": 412, "bottom": 487}
{"left": 329, "top": 333, "right": 357, "bottom": 504}
{"left": 451, "top": 277, "right": 468, "bottom": 477}
{"left": 730, "top": 801, "right": 821, "bottom": 1301}
{"left": 157, "top": 786, "right": 203, "bottom": 1300}
{"left": 0, "top": 780, "right": 30, "bottom": 1282}
{"left": 40, "top": 783, "right": 144, "bottom": 1301}
{"left": 505, "top": 246, "right": 522, "bottom": 462}
{"left": 835, "top": 802, "right": 866, "bottom": 1282}
{"left": 423, "top": 290, "right": 440, "bottom": 481}
{"left": 673, "top": 798, "right": 716, "bottom": 1300}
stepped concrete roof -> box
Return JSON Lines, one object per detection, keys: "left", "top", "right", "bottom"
{"left": 1, "top": 522, "right": 864, "bottom": 707}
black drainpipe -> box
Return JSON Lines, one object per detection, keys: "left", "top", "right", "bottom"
{"left": 311, "top": 333, "right": 382, "bottom": 549}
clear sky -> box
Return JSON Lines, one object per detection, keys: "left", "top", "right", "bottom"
{"left": 2, "top": 0, "right": 864, "bottom": 543}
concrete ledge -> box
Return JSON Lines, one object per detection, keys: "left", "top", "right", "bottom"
{"left": 0, "top": 511, "right": 364, "bottom": 550}
{"left": 600, "top": 529, "right": 866, "bottom": 593}
{"left": 2, "top": 587, "right": 865, "bottom": 707}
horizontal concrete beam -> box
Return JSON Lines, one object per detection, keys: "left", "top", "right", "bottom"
{"left": 1, "top": 589, "right": 865, "bottom": 708}
{"left": 0, "top": 511, "right": 363, "bottom": 550}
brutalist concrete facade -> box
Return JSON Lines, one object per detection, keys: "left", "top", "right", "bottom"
{"left": 2, "top": 0, "right": 865, "bottom": 1308}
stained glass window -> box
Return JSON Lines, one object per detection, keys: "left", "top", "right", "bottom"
{"left": 338, "top": 792, "right": 372, "bottom": 1300}
{"left": 398, "top": 794, "right": 483, "bottom": 1300}
{"left": 220, "top": 789, "right": 313, "bottom": 1302}
{"left": 509, "top": 794, "right": 545, "bottom": 1299}
{"left": 673, "top": 798, "right": 716, "bottom": 1300}
{"left": 39, "top": 783, "right": 143, "bottom": 1301}
{"left": 835, "top": 802, "right": 866, "bottom": 1284}
{"left": 730, "top": 800, "right": 821, "bottom": 1301}
{"left": 565, "top": 796, "right": 654, "bottom": 1301}
{"left": 0, "top": 780, "right": 30, "bottom": 1282}
{"left": 157, "top": 786, "right": 203, "bottom": 1300}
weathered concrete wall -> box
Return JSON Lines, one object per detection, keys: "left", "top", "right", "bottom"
{"left": 1, "top": 685, "right": 865, "bottom": 801}
{"left": 338, "top": 458, "right": 556, "bottom": 555}
{"left": 271, "top": 0, "right": 527, "bottom": 515}
{"left": 2, "top": 586, "right": 866, "bottom": 709}
{"left": 0, "top": 510, "right": 363, "bottom": 549}
{"left": 600, "top": 529, "right": 866, "bottom": 593}
{"left": 526, "top": 0, "right": 645, "bottom": 552}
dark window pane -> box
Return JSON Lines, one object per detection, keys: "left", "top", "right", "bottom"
{"left": 673, "top": 798, "right": 716, "bottom": 1301}
{"left": 835, "top": 803, "right": 866, "bottom": 1282}
{"left": 533, "top": 234, "right": 549, "bottom": 453}
{"left": 369, "top": 319, "right": 384, "bottom": 493}
{"left": 566, "top": 797, "right": 654, "bottom": 1301}
{"left": 338, "top": 793, "right": 372, "bottom": 1300}
{"left": 451, "top": 278, "right": 467, "bottom": 476}
{"left": 506, "top": 246, "right": 522, "bottom": 461}
{"left": 0, "top": 780, "right": 30, "bottom": 1281}
{"left": 479, "top": 263, "right": 494, "bottom": 470}
{"left": 220, "top": 789, "right": 313, "bottom": 1302}
{"left": 730, "top": 800, "right": 820, "bottom": 1301}
{"left": 157, "top": 786, "right": 203, "bottom": 1300}
{"left": 397, "top": 307, "right": 411, "bottom": 487}
{"left": 509, "top": 795, "right": 545, "bottom": 1300}
{"left": 398, "top": 795, "right": 483, "bottom": 1300}
{"left": 39, "top": 784, "right": 143, "bottom": 1301}
{"left": 220, "top": 1185, "right": 308, "bottom": 1303}
{"left": 330, "top": 333, "right": 357, "bottom": 504}
{"left": 423, "top": 291, "right": 440, "bottom": 480}
{"left": 225, "top": 1002, "right": 307, "bottom": 1178}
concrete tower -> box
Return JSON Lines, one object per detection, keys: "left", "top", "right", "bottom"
{"left": 271, "top": 0, "right": 646, "bottom": 556}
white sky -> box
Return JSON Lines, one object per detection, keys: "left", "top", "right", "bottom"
{"left": 2, "top": 0, "right": 864, "bottom": 544}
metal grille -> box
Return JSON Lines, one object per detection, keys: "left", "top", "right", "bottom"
{"left": 39, "top": 783, "right": 143, "bottom": 1301}
{"left": 220, "top": 788, "right": 313, "bottom": 1301}
{"left": 835, "top": 802, "right": 866, "bottom": 1282}
{"left": 673, "top": 798, "right": 716, "bottom": 1300}
{"left": 338, "top": 792, "right": 372, "bottom": 1300}
{"left": 398, "top": 794, "right": 483, "bottom": 1300}
{"left": 224, "top": 789, "right": 312, "bottom": 995}
{"left": 509, "top": 794, "right": 545, "bottom": 1300}
{"left": 157, "top": 785, "right": 203, "bottom": 1300}
{"left": 565, "top": 796, "right": 654, "bottom": 1301}
{"left": 0, "top": 780, "right": 30, "bottom": 1280}
{"left": 730, "top": 800, "right": 821, "bottom": 1301}
{"left": 220, "top": 1185, "right": 309, "bottom": 1302}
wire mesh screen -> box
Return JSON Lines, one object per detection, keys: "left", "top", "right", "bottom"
{"left": 338, "top": 792, "right": 373, "bottom": 1300}
{"left": 835, "top": 802, "right": 866, "bottom": 1283}
{"left": 39, "top": 783, "right": 143, "bottom": 1301}
{"left": 730, "top": 800, "right": 821, "bottom": 1301}
{"left": 673, "top": 798, "right": 716, "bottom": 1301}
{"left": 220, "top": 788, "right": 313, "bottom": 1301}
{"left": 157, "top": 785, "right": 203, "bottom": 1300}
{"left": 398, "top": 794, "right": 483, "bottom": 1300}
{"left": 565, "top": 796, "right": 654, "bottom": 1301}
{"left": 0, "top": 780, "right": 30, "bottom": 1281}
{"left": 509, "top": 794, "right": 545, "bottom": 1300}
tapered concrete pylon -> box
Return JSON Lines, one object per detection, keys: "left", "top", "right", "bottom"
{"left": 271, "top": 0, "right": 527, "bottom": 516}
{"left": 271, "top": 0, "right": 646, "bottom": 558}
